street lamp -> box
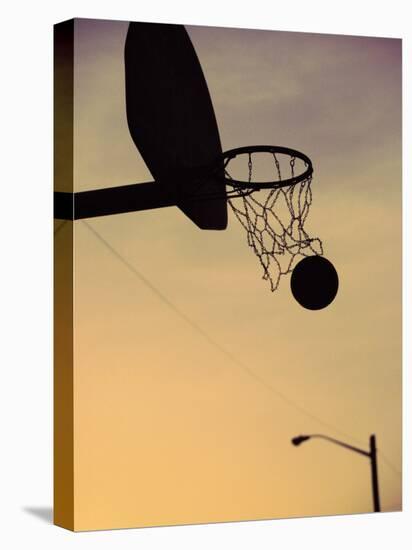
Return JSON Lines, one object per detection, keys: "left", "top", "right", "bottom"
{"left": 291, "top": 433, "right": 381, "bottom": 513}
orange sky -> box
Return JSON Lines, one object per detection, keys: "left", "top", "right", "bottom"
{"left": 58, "top": 18, "right": 401, "bottom": 530}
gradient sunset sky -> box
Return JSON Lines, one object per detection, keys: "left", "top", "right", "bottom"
{"left": 57, "top": 18, "right": 401, "bottom": 530}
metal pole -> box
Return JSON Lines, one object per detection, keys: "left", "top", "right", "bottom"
{"left": 54, "top": 181, "right": 176, "bottom": 220}
{"left": 369, "top": 434, "right": 381, "bottom": 512}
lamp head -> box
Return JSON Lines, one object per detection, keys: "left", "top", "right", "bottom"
{"left": 291, "top": 435, "right": 311, "bottom": 446}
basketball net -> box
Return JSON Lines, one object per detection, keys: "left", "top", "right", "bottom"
{"left": 225, "top": 151, "right": 323, "bottom": 291}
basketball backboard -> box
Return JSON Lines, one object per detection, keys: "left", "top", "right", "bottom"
{"left": 124, "top": 21, "right": 228, "bottom": 230}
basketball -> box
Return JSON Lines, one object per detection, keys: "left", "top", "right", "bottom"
{"left": 290, "top": 255, "right": 339, "bottom": 310}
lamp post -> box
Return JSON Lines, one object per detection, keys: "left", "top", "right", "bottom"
{"left": 291, "top": 433, "right": 381, "bottom": 513}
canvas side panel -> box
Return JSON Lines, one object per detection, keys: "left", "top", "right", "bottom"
{"left": 54, "top": 19, "right": 75, "bottom": 531}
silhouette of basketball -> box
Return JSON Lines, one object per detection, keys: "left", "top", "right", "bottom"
{"left": 291, "top": 256, "right": 339, "bottom": 310}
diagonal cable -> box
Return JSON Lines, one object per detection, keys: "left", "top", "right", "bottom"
{"left": 378, "top": 452, "right": 402, "bottom": 477}
{"left": 82, "top": 219, "right": 370, "bottom": 447}
{"left": 54, "top": 220, "right": 67, "bottom": 236}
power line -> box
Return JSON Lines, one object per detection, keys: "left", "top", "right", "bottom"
{"left": 378, "top": 452, "right": 402, "bottom": 478}
{"left": 54, "top": 220, "right": 67, "bottom": 236}
{"left": 83, "top": 219, "right": 367, "bottom": 447}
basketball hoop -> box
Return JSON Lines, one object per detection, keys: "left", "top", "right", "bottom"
{"left": 220, "top": 145, "right": 323, "bottom": 292}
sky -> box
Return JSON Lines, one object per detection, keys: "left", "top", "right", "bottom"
{"left": 56, "top": 18, "right": 401, "bottom": 530}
